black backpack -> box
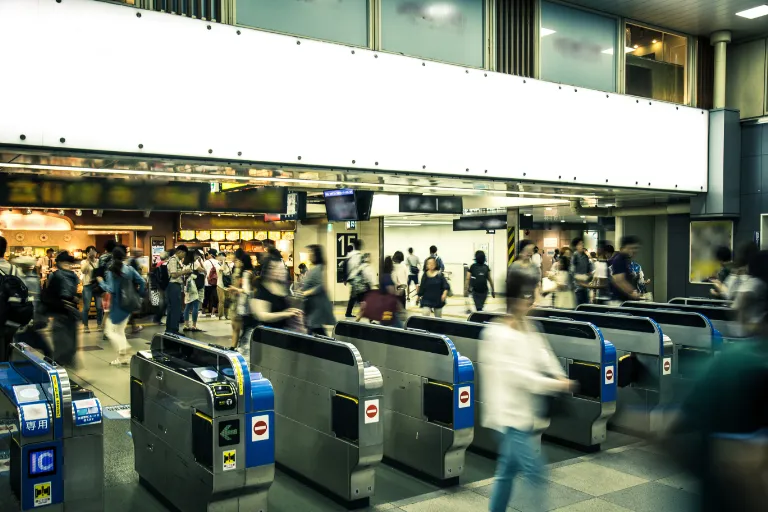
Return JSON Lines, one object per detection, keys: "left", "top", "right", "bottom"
{"left": 154, "top": 264, "right": 170, "bottom": 291}
{"left": 469, "top": 264, "right": 489, "bottom": 293}
{"left": 0, "top": 266, "right": 34, "bottom": 328}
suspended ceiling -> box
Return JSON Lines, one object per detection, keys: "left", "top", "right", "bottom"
{"left": 566, "top": 0, "right": 768, "bottom": 40}
{"left": 0, "top": 148, "right": 692, "bottom": 211}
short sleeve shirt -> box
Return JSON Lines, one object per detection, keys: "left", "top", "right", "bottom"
{"left": 167, "top": 255, "right": 184, "bottom": 284}
{"left": 609, "top": 252, "right": 636, "bottom": 301}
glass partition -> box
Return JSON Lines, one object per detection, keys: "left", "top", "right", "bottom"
{"left": 539, "top": 1, "right": 617, "bottom": 92}
{"left": 380, "top": 0, "right": 485, "bottom": 68}
{"left": 235, "top": 0, "right": 369, "bottom": 47}
{"left": 625, "top": 23, "right": 688, "bottom": 104}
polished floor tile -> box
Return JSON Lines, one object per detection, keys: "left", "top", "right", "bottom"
{"left": 400, "top": 490, "right": 490, "bottom": 512}
{"left": 547, "top": 462, "right": 647, "bottom": 497}
{"left": 474, "top": 479, "right": 592, "bottom": 512}
{"left": 600, "top": 482, "right": 697, "bottom": 512}
{"left": 550, "top": 498, "right": 634, "bottom": 512}
{"left": 589, "top": 448, "right": 679, "bottom": 481}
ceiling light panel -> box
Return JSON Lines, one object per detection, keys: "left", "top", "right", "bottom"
{"left": 736, "top": 5, "right": 768, "bottom": 19}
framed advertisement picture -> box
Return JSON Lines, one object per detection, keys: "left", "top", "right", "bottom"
{"left": 690, "top": 221, "right": 733, "bottom": 283}
{"left": 150, "top": 236, "right": 166, "bottom": 265}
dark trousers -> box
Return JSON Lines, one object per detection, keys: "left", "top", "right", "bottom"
{"left": 575, "top": 287, "right": 590, "bottom": 306}
{"left": 203, "top": 286, "right": 218, "bottom": 314}
{"left": 52, "top": 313, "right": 78, "bottom": 367}
{"left": 166, "top": 282, "right": 183, "bottom": 334}
{"left": 345, "top": 292, "right": 362, "bottom": 317}
{"left": 472, "top": 292, "right": 488, "bottom": 312}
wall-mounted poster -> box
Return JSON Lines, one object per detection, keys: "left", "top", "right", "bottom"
{"left": 690, "top": 220, "right": 733, "bottom": 283}
{"left": 150, "top": 236, "right": 166, "bottom": 266}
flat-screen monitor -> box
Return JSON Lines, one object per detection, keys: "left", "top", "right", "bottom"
{"left": 324, "top": 189, "right": 358, "bottom": 221}
{"left": 355, "top": 191, "right": 374, "bottom": 221}
{"left": 399, "top": 194, "right": 463, "bottom": 214}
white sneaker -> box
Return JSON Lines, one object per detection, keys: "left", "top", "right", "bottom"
{"left": 109, "top": 358, "right": 126, "bottom": 366}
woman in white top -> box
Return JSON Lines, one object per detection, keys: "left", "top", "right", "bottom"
{"left": 479, "top": 269, "right": 575, "bottom": 512}
{"left": 392, "top": 251, "right": 409, "bottom": 308}
{"left": 183, "top": 249, "right": 206, "bottom": 332}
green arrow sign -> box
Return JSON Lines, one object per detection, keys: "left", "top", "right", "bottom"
{"left": 220, "top": 424, "right": 238, "bottom": 441}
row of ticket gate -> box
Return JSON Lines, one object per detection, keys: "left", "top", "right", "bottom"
{"left": 0, "top": 296, "right": 738, "bottom": 511}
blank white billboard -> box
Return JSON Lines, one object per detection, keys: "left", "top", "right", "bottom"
{"left": 0, "top": 0, "right": 709, "bottom": 192}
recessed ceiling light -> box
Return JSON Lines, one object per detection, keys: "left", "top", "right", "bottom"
{"left": 633, "top": 44, "right": 639, "bottom": 49}
{"left": 580, "top": 215, "right": 586, "bottom": 218}
{"left": 540, "top": 28, "right": 556, "bottom": 37}
{"left": 524, "top": 213, "right": 533, "bottom": 216}
{"left": 652, "top": 39, "right": 658, "bottom": 44}
{"left": 736, "top": 5, "right": 768, "bottom": 19}
{"left": 560, "top": 219, "right": 565, "bottom": 223}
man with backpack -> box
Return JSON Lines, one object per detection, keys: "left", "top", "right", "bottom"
{"left": 202, "top": 249, "right": 220, "bottom": 317}
{"left": 424, "top": 245, "right": 445, "bottom": 272}
{"left": 0, "top": 236, "right": 35, "bottom": 361}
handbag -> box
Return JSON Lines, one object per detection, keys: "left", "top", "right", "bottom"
{"left": 150, "top": 289, "right": 160, "bottom": 307}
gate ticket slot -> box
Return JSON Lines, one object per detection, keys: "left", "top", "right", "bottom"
{"left": 0, "top": 342, "right": 104, "bottom": 511}
{"left": 131, "top": 333, "right": 274, "bottom": 512}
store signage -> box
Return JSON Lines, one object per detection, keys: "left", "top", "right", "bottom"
{"left": 0, "top": 176, "right": 287, "bottom": 214}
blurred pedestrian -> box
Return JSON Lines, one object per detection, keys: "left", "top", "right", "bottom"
{"left": 571, "top": 238, "right": 593, "bottom": 306}
{"left": 479, "top": 269, "right": 575, "bottom": 512}
{"left": 230, "top": 249, "right": 254, "bottom": 350}
{"left": 151, "top": 251, "right": 170, "bottom": 325}
{"left": 344, "top": 239, "right": 369, "bottom": 318}
{"left": 662, "top": 250, "right": 768, "bottom": 511}
{"left": 710, "top": 246, "right": 733, "bottom": 299}
{"left": 216, "top": 252, "right": 231, "bottom": 320}
{"left": 80, "top": 245, "right": 103, "bottom": 333}
{"left": 202, "top": 249, "right": 219, "bottom": 317}
{"left": 711, "top": 242, "right": 757, "bottom": 301}
{"left": 183, "top": 249, "right": 205, "bottom": 332}
{"left": 11, "top": 256, "right": 51, "bottom": 358}
{"left": 511, "top": 240, "right": 542, "bottom": 289}
{"left": 166, "top": 245, "right": 191, "bottom": 334}
{"left": 392, "top": 251, "right": 409, "bottom": 309}
{"left": 406, "top": 248, "right": 420, "bottom": 302}
{"left": 554, "top": 255, "right": 576, "bottom": 309}
{"left": 42, "top": 251, "right": 80, "bottom": 367}
{"left": 251, "top": 258, "right": 300, "bottom": 338}
{"left": 466, "top": 250, "right": 495, "bottom": 312}
{"left": 610, "top": 236, "right": 641, "bottom": 302}
{"left": 97, "top": 247, "right": 145, "bottom": 366}
{"left": 299, "top": 245, "right": 335, "bottom": 336}
{"left": 417, "top": 256, "right": 450, "bottom": 317}
{"left": 127, "top": 247, "right": 145, "bottom": 334}
{"left": 531, "top": 246, "right": 542, "bottom": 273}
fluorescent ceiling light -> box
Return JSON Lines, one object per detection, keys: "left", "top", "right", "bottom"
{"left": 524, "top": 213, "right": 532, "bottom": 216}
{"left": 545, "top": 207, "right": 553, "bottom": 211}
{"left": 560, "top": 220, "right": 565, "bottom": 223}
{"left": 540, "top": 28, "right": 556, "bottom": 37}
{"left": 736, "top": 5, "right": 768, "bottom": 19}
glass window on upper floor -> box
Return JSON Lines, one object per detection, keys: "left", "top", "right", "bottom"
{"left": 539, "top": 1, "right": 617, "bottom": 93}
{"left": 380, "top": 0, "right": 485, "bottom": 68}
{"left": 234, "top": 0, "right": 369, "bottom": 47}
{"left": 625, "top": 23, "right": 688, "bottom": 104}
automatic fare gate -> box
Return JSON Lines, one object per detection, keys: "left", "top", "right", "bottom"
{"left": 333, "top": 321, "right": 474, "bottom": 485}
{"left": 130, "top": 333, "right": 274, "bottom": 512}
{"left": 249, "top": 327, "right": 384, "bottom": 506}
{"left": 529, "top": 309, "right": 674, "bottom": 434}
{"left": 467, "top": 313, "right": 616, "bottom": 449}
{"left": 0, "top": 342, "right": 104, "bottom": 511}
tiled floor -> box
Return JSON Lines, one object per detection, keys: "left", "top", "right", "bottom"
{"left": 0, "top": 302, "right": 700, "bottom": 511}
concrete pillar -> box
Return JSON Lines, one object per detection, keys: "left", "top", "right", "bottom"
{"left": 711, "top": 30, "right": 732, "bottom": 109}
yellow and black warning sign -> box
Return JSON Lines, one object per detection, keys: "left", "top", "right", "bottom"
{"left": 223, "top": 450, "right": 236, "bottom": 471}
{"left": 34, "top": 482, "right": 52, "bottom": 507}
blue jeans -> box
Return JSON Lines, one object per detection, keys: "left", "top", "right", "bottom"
{"left": 489, "top": 427, "right": 546, "bottom": 512}
{"left": 166, "top": 282, "right": 182, "bottom": 333}
{"left": 184, "top": 300, "right": 200, "bottom": 325}
{"left": 81, "top": 284, "right": 103, "bottom": 328}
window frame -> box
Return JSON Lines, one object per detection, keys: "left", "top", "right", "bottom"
{"left": 622, "top": 19, "right": 695, "bottom": 106}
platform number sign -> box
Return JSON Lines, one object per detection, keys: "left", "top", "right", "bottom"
{"left": 604, "top": 365, "right": 615, "bottom": 385}
{"left": 34, "top": 482, "right": 51, "bottom": 507}
{"left": 458, "top": 386, "right": 471, "bottom": 408}
{"left": 223, "top": 450, "right": 236, "bottom": 471}
{"left": 662, "top": 357, "right": 672, "bottom": 375}
{"left": 251, "top": 415, "right": 269, "bottom": 442}
{"left": 336, "top": 233, "right": 358, "bottom": 283}
{"left": 364, "top": 399, "right": 380, "bottom": 424}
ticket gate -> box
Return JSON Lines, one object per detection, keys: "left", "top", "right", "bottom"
{"left": 249, "top": 327, "right": 383, "bottom": 505}
{"left": 668, "top": 297, "right": 732, "bottom": 307}
{"left": 403, "top": 316, "right": 496, "bottom": 455}
{"left": 467, "top": 313, "right": 617, "bottom": 448}
{"left": 529, "top": 309, "right": 674, "bottom": 434}
{"left": 333, "top": 321, "right": 474, "bottom": 484}
{"left": 0, "top": 342, "right": 104, "bottom": 511}
{"left": 131, "top": 333, "right": 274, "bottom": 512}
{"left": 623, "top": 301, "right": 741, "bottom": 340}
{"left": 577, "top": 305, "right": 719, "bottom": 399}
